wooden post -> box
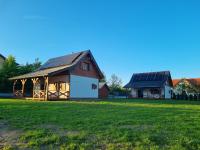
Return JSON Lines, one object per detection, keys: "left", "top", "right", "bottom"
{"left": 32, "top": 78, "right": 39, "bottom": 99}
{"left": 13, "top": 80, "right": 17, "bottom": 97}
{"left": 57, "top": 82, "right": 60, "bottom": 99}
{"left": 21, "top": 79, "right": 27, "bottom": 97}
{"left": 44, "top": 77, "right": 49, "bottom": 101}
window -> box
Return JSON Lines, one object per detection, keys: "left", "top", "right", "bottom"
{"left": 92, "top": 84, "right": 97, "bottom": 90}
{"left": 59, "top": 83, "right": 66, "bottom": 91}
{"left": 82, "top": 62, "right": 90, "bottom": 71}
{"left": 48, "top": 83, "right": 57, "bottom": 91}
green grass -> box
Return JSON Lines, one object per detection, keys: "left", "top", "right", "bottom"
{"left": 1, "top": 99, "right": 200, "bottom": 150}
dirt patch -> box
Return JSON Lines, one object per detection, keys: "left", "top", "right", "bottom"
{"left": 0, "top": 120, "right": 23, "bottom": 149}
{"left": 36, "top": 124, "right": 80, "bottom": 137}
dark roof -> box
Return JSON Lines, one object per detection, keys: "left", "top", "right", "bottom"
{"left": 124, "top": 71, "right": 173, "bottom": 88}
{"left": 10, "top": 50, "right": 104, "bottom": 80}
{"left": 99, "top": 82, "right": 110, "bottom": 90}
{"left": 0, "top": 54, "right": 6, "bottom": 60}
{"left": 10, "top": 65, "right": 68, "bottom": 80}
{"left": 39, "top": 51, "right": 84, "bottom": 70}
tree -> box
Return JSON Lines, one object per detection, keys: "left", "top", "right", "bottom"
{"left": 32, "top": 58, "right": 42, "bottom": 71}
{"left": 109, "top": 74, "right": 122, "bottom": 89}
{"left": 0, "top": 56, "right": 42, "bottom": 93}
{"left": 108, "top": 74, "right": 124, "bottom": 95}
{"left": 18, "top": 58, "right": 42, "bottom": 75}
{"left": 0, "top": 55, "right": 18, "bottom": 92}
{"left": 174, "top": 79, "right": 199, "bottom": 94}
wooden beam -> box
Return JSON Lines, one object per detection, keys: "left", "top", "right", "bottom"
{"left": 57, "top": 82, "right": 60, "bottom": 99}
{"left": 44, "top": 77, "right": 49, "bottom": 100}
{"left": 31, "top": 78, "right": 39, "bottom": 99}
{"left": 31, "top": 78, "right": 39, "bottom": 85}
{"left": 13, "top": 80, "right": 18, "bottom": 97}
{"left": 21, "top": 79, "right": 27, "bottom": 97}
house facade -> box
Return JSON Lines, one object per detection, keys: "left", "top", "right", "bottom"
{"left": 10, "top": 50, "right": 104, "bottom": 100}
{"left": 0, "top": 54, "right": 6, "bottom": 69}
{"left": 124, "top": 71, "right": 173, "bottom": 99}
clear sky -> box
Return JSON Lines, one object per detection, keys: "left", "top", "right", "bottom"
{"left": 0, "top": 0, "right": 200, "bottom": 84}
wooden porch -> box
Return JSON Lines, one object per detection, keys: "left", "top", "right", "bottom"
{"left": 13, "top": 76, "right": 70, "bottom": 100}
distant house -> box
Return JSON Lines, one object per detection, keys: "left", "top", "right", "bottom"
{"left": 0, "top": 54, "right": 6, "bottom": 69}
{"left": 10, "top": 50, "right": 104, "bottom": 100}
{"left": 173, "top": 78, "right": 200, "bottom": 94}
{"left": 99, "top": 82, "right": 110, "bottom": 99}
{"left": 124, "top": 71, "right": 173, "bottom": 99}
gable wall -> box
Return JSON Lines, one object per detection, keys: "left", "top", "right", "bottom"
{"left": 71, "top": 55, "right": 100, "bottom": 79}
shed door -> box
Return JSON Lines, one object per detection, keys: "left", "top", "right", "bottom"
{"left": 138, "top": 89, "right": 143, "bottom": 98}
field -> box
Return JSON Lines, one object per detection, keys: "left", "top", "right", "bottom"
{"left": 1, "top": 99, "right": 200, "bottom": 150}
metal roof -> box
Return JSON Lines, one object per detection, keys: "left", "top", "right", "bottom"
{"left": 39, "top": 51, "right": 85, "bottom": 70}
{"left": 124, "top": 71, "right": 173, "bottom": 88}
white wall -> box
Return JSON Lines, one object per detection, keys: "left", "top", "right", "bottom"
{"left": 131, "top": 89, "right": 137, "bottom": 98}
{"left": 70, "top": 75, "right": 99, "bottom": 98}
{"left": 131, "top": 88, "right": 164, "bottom": 99}
{"left": 143, "top": 89, "right": 161, "bottom": 99}
{"left": 165, "top": 86, "right": 172, "bottom": 99}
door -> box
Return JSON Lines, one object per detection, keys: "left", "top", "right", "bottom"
{"left": 138, "top": 89, "right": 143, "bottom": 98}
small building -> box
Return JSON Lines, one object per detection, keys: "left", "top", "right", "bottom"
{"left": 173, "top": 78, "right": 200, "bottom": 94}
{"left": 10, "top": 50, "right": 104, "bottom": 100}
{"left": 99, "top": 82, "right": 110, "bottom": 99}
{"left": 0, "top": 54, "right": 6, "bottom": 69}
{"left": 124, "top": 71, "right": 173, "bottom": 99}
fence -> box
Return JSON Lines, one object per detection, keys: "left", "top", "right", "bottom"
{"left": 172, "top": 93, "right": 200, "bottom": 101}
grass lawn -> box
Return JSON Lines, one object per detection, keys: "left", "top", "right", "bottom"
{"left": 1, "top": 99, "right": 200, "bottom": 150}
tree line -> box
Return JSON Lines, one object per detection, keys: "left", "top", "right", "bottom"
{"left": 102, "top": 74, "right": 129, "bottom": 96}
{"left": 0, "top": 55, "right": 41, "bottom": 93}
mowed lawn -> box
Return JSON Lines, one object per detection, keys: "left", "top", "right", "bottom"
{"left": 1, "top": 99, "right": 200, "bottom": 150}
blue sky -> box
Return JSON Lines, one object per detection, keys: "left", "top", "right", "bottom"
{"left": 0, "top": 0, "right": 200, "bottom": 84}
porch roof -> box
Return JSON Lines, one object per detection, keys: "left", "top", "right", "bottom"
{"left": 9, "top": 65, "right": 69, "bottom": 80}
